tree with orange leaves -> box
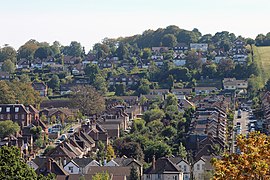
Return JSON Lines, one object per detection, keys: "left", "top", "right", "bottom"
{"left": 212, "top": 132, "right": 270, "bottom": 180}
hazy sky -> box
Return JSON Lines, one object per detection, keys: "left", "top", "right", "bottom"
{"left": 1, "top": 0, "right": 269, "bottom": 51}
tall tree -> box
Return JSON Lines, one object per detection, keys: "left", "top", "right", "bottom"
{"left": 0, "top": 146, "right": 37, "bottom": 179}
{"left": 71, "top": 85, "right": 105, "bottom": 115}
{"left": 48, "top": 75, "right": 60, "bottom": 90}
{"left": 34, "top": 46, "right": 53, "bottom": 59}
{"left": 161, "top": 34, "right": 177, "bottom": 47}
{"left": 1, "top": 59, "right": 15, "bottom": 73}
{"left": 0, "top": 120, "right": 20, "bottom": 139}
{"left": 0, "top": 46, "right": 17, "bottom": 63}
{"left": 17, "top": 39, "right": 40, "bottom": 60}
{"left": 129, "top": 166, "right": 139, "bottom": 180}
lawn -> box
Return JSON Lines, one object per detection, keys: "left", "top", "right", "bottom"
{"left": 253, "top": 45, "right": 270, "bottom": 82}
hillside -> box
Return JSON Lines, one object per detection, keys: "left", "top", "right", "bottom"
{"left": 253, "top": 46, "right": 270, "bottom": 83}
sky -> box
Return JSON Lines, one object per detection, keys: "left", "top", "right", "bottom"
{"left": 0, "top": 0, "right": 270, "bottom": 51}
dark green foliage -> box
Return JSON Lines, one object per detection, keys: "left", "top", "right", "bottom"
{"left": 0, "top": 120, "right": 20, "bottom": 139}
{"left": 129, "top": 166, "right": 139, "bottom": 180}
{"left": 34, "top": 46, "right": 53, "bottom": 59}
{"left": 48, "top": 74, "right": 60, "bottom": 90}
{"left": 0, "top": 146, "right": 37, "bottom": 180}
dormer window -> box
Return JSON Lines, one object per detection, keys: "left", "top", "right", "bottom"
{"left": 15, "top": 107, "right": 19, "bottom": 112}
{"left": 6, "top": 107, "right": 10, "bottom": 112}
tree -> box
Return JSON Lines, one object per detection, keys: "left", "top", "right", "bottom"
{"left": 1, "top": 59, "right": 15, "bottom": 73}
{"left": 34, "top": 46, "right": 53, "bottom": 59}
{"left": 17, "top": 39, "right": 39, "bottom": 60}
{"left": 63, "top": 41, "right": 83, "bottom": 57}
{"left": 162, "top": 34, "right": 177, "bottom": 47}
{"left": 116, "top": 43, "right": 128, "bottom": 60}
{"left": 212, "top": 132, "right": 270, "bottom": 179}
{"left": 177, "top": 142, "right": 187, "bottom": 158}
{"left": 115, "top": 83, "right": 126, "bottom": 96}
{"left": 0, "top": 146, "right": 37, "bottom": 179}
{"left": 20, "top": 74, "right": 31, "bottom": 83}
{"left": 106, "top": 145, "right": 115, "bottom": 161}
{"left": 0, "top": 46, "right": 17, "bottom": 63}
{"left": 51, "top": 115, "right": 56, "bottom": 124}
{"left": 84, "top": 64, "right": 100, "bottom": 84}
{"left": 143, "top": 108, "right": 165, "bottom": 123}
{"left": 92, "top": 172, "right": 110, "bottom": 180}
{"left": 129, "top": 166, "right": 139, "bottom": 180}
{"left": 0, "top": 120, "right": 20, "bottom": 139}
{"left": 97, "top": 141, "right": 106, "bottom": 162}
{"left": 0, "top": 81, "right": 15, "bottom": 104}
{"left": 48, "top": 74, "right": 60, "bottom": 91}
{"left": 71, "top": 85, "right": 105, "bottom": 116}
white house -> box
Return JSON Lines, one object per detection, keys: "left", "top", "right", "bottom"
{"left": 173, "top": 59, "right": 186, "bottom": 66}
{"left": 193, "top": 158, "right": 206, "bottom": 180}
{"left": 223, "top": 78, "right": 248, "bottom": 90}
{"left": 175, "top": 159, "right": 191, "bottom": 180}
{"left": 190, "top": 43, "right": 208, "bottom": 52}
{"left": 64, "top": 160, "right": 80, "bottom": 174}
{"left": 64, "top": 158, "right": 100, "bottom": 174}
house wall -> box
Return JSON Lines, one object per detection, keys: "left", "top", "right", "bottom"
{"left": 177, "top": 161, "right": 191, "bottom": 180}
{"left": 64, "top": 162, "right": 80, "bottom": 174}
{"left": 193, "top": 160, "right": 205, "bottom": 180}
{"left": 144, "top": 173, "right": 183, "bottom": 180}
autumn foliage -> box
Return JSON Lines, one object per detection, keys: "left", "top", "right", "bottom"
{"left": 212, "top": 132, "right": 270, "bottom": 179}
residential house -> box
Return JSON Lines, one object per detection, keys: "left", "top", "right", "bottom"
{"left": 105, "top": 157, "right": 143, "bottom": 177}
{"left": 82, "top": 120, "right": 109, "bottom": 146}
{"left": 223, "top": 78, "right": 248, "bottom": 90}
{"left": 17, "top": 59, "right": 30, "bottom": 69}
{"left": 171, "top": 88, "right": 193, "bottom": 98}
{"left": 194, "top": 87, "right": 218, "bottom": 95}
{"left": 31, "top": 58, "right": 43, "bottom": 69}
{"left": 169, "top": 157, "right": 191, "bottom": 180}
{"left": 173, "top": 57, "right": 187, "bottom": 66}
{"left": 42, "top": 57, "right": 55, "bottom": 66}
{"left": 0, "top": 71, "right": 11, "bottom": 80}
{"left": 32, "top": 81, "right": 48, "bottom": 97}
{"left": 0, "top": 104, "right": 36, "bottom": 127}
{"left": 63, "top": 55, "right": 81, "bottom": 66}
{"left": 149, "top": 89, "right": 169, "bottom": 96}
{"left": 190, "top": 43, "right": 208, "bottom": 52}
{"left": 39, "top": 108, "right": 77, "bottom": 122}
{"left": 34, "top": 157, "right": 69, "bottom": 179}
{"left": 109, "top": 74, "right": 139, "bottom": 87}
{"left": 151, "top": 47, "right": 169, "bottom": 53}
{"left": 193, "top": 158, "right": 206, "bottom": 180}
{"left": 144, "top": 157, "right": 183, "bottom": 180}
{"left": 174, "top": 43, "right": 189, "bottom": 53}
{"left": 50, "top": 64, "right": 65, "bottom": 73}
{"left": 64, "top": 157, "right": 100, "bottom": 174}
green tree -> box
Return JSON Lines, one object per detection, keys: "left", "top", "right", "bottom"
{"left": 1, "top": 59, "right": 15, "bottom": 73}
{"left": 92, "top": 172, "right": 110, "bottom": 180}
{"left": 0, "top": 81, "right": 15, "bottom": 104}
{"left": 71, "top": 85, "right": 105, "bottom": 115}
{"left": 63, "top": 41, "right": 83, "bottom": 57}
{"left": 34, "top": 46, "right": 53, "bottom": 59}
{"left": 162, "top": 34, "right": 177, "bottom": 47}
{"left": 143, "top": 108, "right": 165, "bottom": 123}
{"left": 84, "top": 64, "right": 100, "bottom": 84}
{"left": 106, "top": 144, "right": 116, "bottom": 161}
{"left": 115, "top": 83, "right": 126, "bottom": 96}
{"left": 20, "top": 74, "right": 31, "bottom": 83}
{"left": 129, "top": 166, "right": 139, "bottom": 180}
{"left": 17, "top": 39, "right": 39, "bottom": 60}
{"left": 177, "top": 142, "right": 187, "bottom": 158}
{"left": 97, "top": 141, "right": 106, "bottom": 162}
{"left": 93, "top": 75, "right": 108, "bottom": 94}
{"left": 48, "top": 74, "right": 60, "bottom": 90}
{"left": 0, "top": 146, "right": 37, "bottom": 179}
{"left": 0, "top": 120, "right": 20, "bottom": 139}
{"left": 0, "top": 46, "right": 17, "bottom": 63}
{"left": 116, "top": 43, "right": 128, "bottom": 60}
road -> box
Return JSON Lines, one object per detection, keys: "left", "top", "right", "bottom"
{"left": 232, "top": 110, "right": 249, "bottom": 153}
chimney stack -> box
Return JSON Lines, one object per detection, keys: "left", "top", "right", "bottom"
{"left": 152, "top": 155, "right": 156, "bottom": 170}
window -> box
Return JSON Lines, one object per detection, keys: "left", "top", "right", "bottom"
{"left": 6, "top": 107, "right": 10, "bottom": 112}
{"left": 157, "top": 174, "right": 161, "bottom": 179}
{"left": 21, "top": 114, "right": 25, "bottom": 119}
{"left": 179, "top": 165, "right": 182, "bottom": 170}
{"left": 68, "top": 166, "right": 73, "bottom": 173}
{"left": 0, "top": 114, "right": 3, "bottom": 119}
{"left": 15, "top": 107, "right": 19, "bottom": 112}
{"left": 7, "top": 114, "right": 10, "bottom": 120}
{"left": 197, "top": 164, "right": 200, "bottom": 171}
{"left": 184, "top": 165, "right": 187, "bottom": 172}
{"left": 15, "top": 114, "right": 18, "bottom": 119}
{"left": 0, "top": 107, "right": 2, "bottom": 112}
{"left": 202, "top": 164, "right": 205, "bottom": 170}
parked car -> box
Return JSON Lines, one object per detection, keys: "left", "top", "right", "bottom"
{"left": 67, "top": 128, "right": 75, "bottom": 134}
